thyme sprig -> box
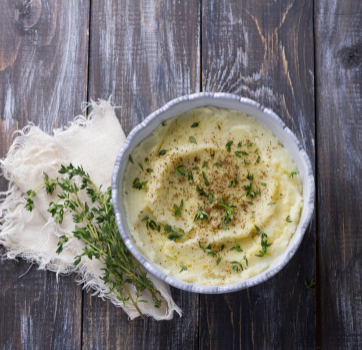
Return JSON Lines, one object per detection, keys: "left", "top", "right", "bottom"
{"left": 231, "top": 261, "right": 244, "bottom": 272}
{"left": 194, "top": 207, "right": 209, "bottom": 221}
{"left": 25, "top": 164, "right": 162, "bottom": 319}
{"left": 199, "top": 241, "right": 217, "bottom": 257}
{"left": 304, "top": 278, "right": 317, "bottom": 289}
{"left": 218, "top": 199, "right": 236, "bottom": 230}
{"left": 281, "top": 168, "right": 299, "bottom": 179}
{"left": 173, "top": 199, "right": 184, "bottom": 217}
{"left": 132, "top": 178, "right": 147, "bottom": 190}
{"left": 254, "top": 225, "right": 273, "bottom": 257}
{"left": 142, "top": 215, "right": 157, "bottom": 230}
{"left": 167, "top": 228, "right": 185, "bottom": 242}
{"left": 176, "top": 164, "right": 186, "bottom": 177}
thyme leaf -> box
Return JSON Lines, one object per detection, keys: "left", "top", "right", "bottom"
{"left": 176, "top": 164, "right": 187, "bottom": 177}
{"left": 199, "top": 241, "right": 217, "bottom": 257}
{"left": 226, "top": 140, "right": 233, "bottom": 152}
{"left": 194, "top": 207, "right": 209, "bottom": 221}
{"left": 202, "top": 171, "right": 209, "bottom": 186}
{"left": 133, "top": 178, "right": 147, "bottom": 190}
{"left": 173, "top": 199, "right": 184, "bottom": 217}
{"left": 189, "top": 136, "right": 197, "bottom": 144}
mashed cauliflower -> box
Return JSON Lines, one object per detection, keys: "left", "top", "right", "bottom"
{"left": 123, "top": 106, "right": 303, "bottom": 286}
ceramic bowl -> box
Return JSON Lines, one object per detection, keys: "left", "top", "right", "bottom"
{"left": 111, "top": 92, "right": 315, "bottom": 294}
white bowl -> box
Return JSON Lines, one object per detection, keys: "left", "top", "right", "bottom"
{"left": 111, "top": 92, "right": 315, "bottom": 294}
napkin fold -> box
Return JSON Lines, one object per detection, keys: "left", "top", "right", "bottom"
{"left": 0, "top": 98, "right": 181, "bottom": 320}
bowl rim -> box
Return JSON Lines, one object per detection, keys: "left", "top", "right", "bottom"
{"left": 111, "top": 92, "right": 315, "bottom": 294}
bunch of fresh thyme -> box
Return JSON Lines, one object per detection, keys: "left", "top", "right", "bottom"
{"left": 25, "top": 164, "right": 162, "bottom": 319}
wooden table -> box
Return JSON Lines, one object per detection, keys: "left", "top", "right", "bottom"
{"left": 0, "top": 0, "right": 361, "bottom": 349}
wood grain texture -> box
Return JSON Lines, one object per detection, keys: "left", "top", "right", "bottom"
{"left": 82, "top": 0, "right": 200, "bottom": 348}
{"left": 0, "top": 248, "right": 82, "bottom": 350}
{"left": 0, "top": 1, "right": 90, "bottom": 349}
{"left": 200, "top": 0, "right": 316, "bottom": 349}
{"left": 315, "top": 0, "right": 362, "bottom": 348}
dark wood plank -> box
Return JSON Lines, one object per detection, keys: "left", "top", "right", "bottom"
{"left": 82, "top": 1, "right": 200, "bottom": 349}
{"left": 200, "top": 1, "right": 316, "bottom": 349}
{"left": 315, "top": 1, "right": 362, "bottom": 348}
{"left": 0, "top": 1, "right": 90, "bottom": 348}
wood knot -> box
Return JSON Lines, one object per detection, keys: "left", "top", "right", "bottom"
{"left": 338, "top": 44, "right": 362, "bottom": 69}
{"left": 15, "top": 0, "right": 42, "bottom": 30}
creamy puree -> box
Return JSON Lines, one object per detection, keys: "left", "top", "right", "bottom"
{"left": 123, "top": 106, "right": 303, "bottom": 286}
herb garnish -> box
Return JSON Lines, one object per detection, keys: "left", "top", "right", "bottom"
{"left": 192, "top": 167, "right": 199, "bottom": 170}
{"left": 142, "top": 215, "right": 157, "bottom": 230}
{"left": 164, "top": 224, "right": 172, "bottom": 233}
{"left": 281, "top": 168, "right": 299, "bottom": 179}
{"left": 247, "top": 201, "right": 254, "bottom": 205}
{"left": 210, "top": 150, "right": 215, "bottom": 157}
{"left": 191, "top": 122, "right": 200, "bottom": 128}
{"left": 196, "top": 185, "right": 206, "bottom": 196}
{"left": 261, "top": 182, "right": 266, "bottom": 187}
{"left": 268, "top": 202, "right": 276, "bottom": 205}
{"left": 145, "top": 157, "right": 149, "bottom": 162}
{"left": 194, "top": 207, "right": 209, "bottom": 221}
{"left": 162, "top": 121, "right": 167, "bottom": 126}
{"left": 247, "top": 173, "right": 254, "bottom": 181}
{"left": 213, "top": 162, "right": 222, "bottom": 169}
{"left": 159, "top": 149, "right": 167, "bottom": 156}
{"left": 133, "top": 178, "right": 147, "bottom": 190}
{"left": 216, "top": 256, "right": 221, "bottom": 265}
{"left": 256, "top": 155, "right": 260, "bottom": 164}
{"left": 244, "top": 160, "right": 250, "bottom": 165}
{"left": 168, "top": 228, "right": 185, "bottom": 242}
{"left": 254, "top": 225, "right": 272, "bottom": 257}
{"left": 218, "top": 199, "right": 236, "bottom": 230}
{"left": 304, "top": 278, "right": 317, "bottom": 289}
{"left": 244, "top": 183, "right": 255, "bottom": 198}
{"left": 229, "top": 178, "right": 237, "bottom": 188}
{"left": 176, "top": 164, "right": 187, "bottom": 177}
{"left": 189, "top": 136, "right": 197, "bottom": 144}
{"left": 255, "top": 148, "right": 258, "bottom": 153}
{"left": 247, "top": 142, "right": 252, "bottom": 147}
{"left": 221, "top": 244, "right": 225, "bottom": 251}
{"left": 226, "top": 140, "right": 233, "bottom": 152}
{"left": 208, "top": 193, "right": 214, "bottom": 204}
{"left": 244, "top": 255, "right": 248, "bottom": 267}
{"left": 286, "top": 215, "right": 292, "bottom": 223}
{"left": 25, "top": 164, "right": 162, "bottom": 318}
{"left": 237, "top": 142, "right": 242, "bottom": 148}
{"left": 231, "top": 261, "right": 244, "bottom": 272}
{"left": 289, "top": 171, "right": 298, "bottom": 179}
{"left": 202, "top": 171, "right": 209, "bottom": 186}
{"left": 235, "top": 151, "right": 242, "bottom": 158}
{"left": 188, "top": 170, "right": 193, "bottom": 181}
{"left": 180, "top": 263, "right": 188, "bottom": 272}
{"left": 129, "top": 155, "right": 134, "bottom": 164}
{"left": 147, "top": 168, "right": 153, "bottom": 173}
{"left": 199, "top": 241, "right": 217, "bottom": 257}
{"left": 173, "top": 199, "right": 184, "bottom": 217}
{"left": 139, "top": 163, "right": 144, "bottom": 171}
{"left": 230, "top": 243, "right": 243, "bottom": 252}
{"left": 202, "top": 161, "right": 208, "bottom": 168}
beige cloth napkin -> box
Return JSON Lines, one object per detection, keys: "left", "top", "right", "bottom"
{"left": 0, "top": 98, "right": 181, "bottom": 320}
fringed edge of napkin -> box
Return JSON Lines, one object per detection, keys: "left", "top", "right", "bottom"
{"left": 0, "top": 98, "right": 182, "bottom": 320}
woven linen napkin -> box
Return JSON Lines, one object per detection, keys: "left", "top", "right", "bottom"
{"left": 0, "top": 98, "right": 181, "bottom": 320}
